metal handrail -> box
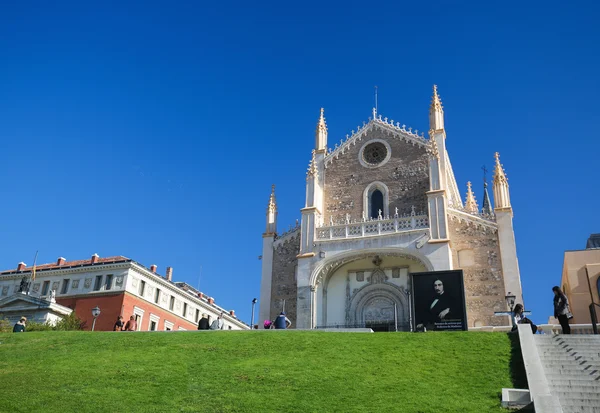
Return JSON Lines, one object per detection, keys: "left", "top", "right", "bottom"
{"left": 589, "top": 303, "right": 600, "bottom": 335}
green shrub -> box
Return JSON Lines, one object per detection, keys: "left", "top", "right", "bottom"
{"left": 54, "top": 312, "right": 86, "bottom": 331}
{"left": 0, "top": 317, "right": 11, "bottom": 333}
{"left": 26, "top": 321, "right": 54, "bottom": 331}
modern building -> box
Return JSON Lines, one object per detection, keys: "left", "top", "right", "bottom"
{"left": 260, "top": 86, "right": 524, "bottom": 330}
{"left": 559, "top": 234, "right": 600, "bottom": 324}
{"left": 0, "top": 254, "right": 249, "bottom": 331}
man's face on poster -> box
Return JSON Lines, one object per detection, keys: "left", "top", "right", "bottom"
{"left": 434, "top": 280, "right": 444, "bottom": 295}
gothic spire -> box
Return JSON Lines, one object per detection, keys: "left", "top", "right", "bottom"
{"left": 315, "top": 108, "right": 328, "bottom": 152}
{"left": 429, "top": 85, "right": 445, "bottom": 131}
{"left": 493, "top": 152, "right": 511, "bottom": 209}
{"left": 481, "top": 181, "right": 492, "bottom": 215}
{"left": 464, "top": 181, "right": 479, "bottom": 214}
{"left": 265, "top": 184, "right": 278, "bottom": 235}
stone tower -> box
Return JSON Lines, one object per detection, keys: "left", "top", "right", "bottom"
{"left": 259, "top": 87, "right": 523, "bottom": 329}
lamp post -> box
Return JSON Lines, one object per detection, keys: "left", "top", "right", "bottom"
{"left": 505, "top": 292, "right": 516, "bottom": 312}
{"left": 91, "top": 306, "right": 101, "bottom": 331}
{"left": 251, "top": 298, "right": 257, "bottom": 329}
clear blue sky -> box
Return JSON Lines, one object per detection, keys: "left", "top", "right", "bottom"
{"left": 1, "top": 1, "right": 599, "bottom": 325}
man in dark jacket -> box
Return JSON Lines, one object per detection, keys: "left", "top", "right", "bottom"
{"left": 274, "top": 312, "right": 291, "bottom": 329}
{"left": 13, "top": 317, "right": 26, "bottom": 332}
{"left": 197, "top": 314, "right": 210, "bottom": 330}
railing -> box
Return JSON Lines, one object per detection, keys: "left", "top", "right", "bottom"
{"left": 590, "top": 303, "right": 600, "bottom": 335}
{"left": 316, "top": 215, "right": 429, "bottom": 240}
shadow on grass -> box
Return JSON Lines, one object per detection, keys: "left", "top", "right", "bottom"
{"left": 508, "top": 332, "right": 528, "bottom": 389}
{"left": 506, "top": 332, "right": 534, "bottom": 412}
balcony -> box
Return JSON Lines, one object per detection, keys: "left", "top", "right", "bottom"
{"left": 316, "top": 214, "right": 429, "bottom": 241}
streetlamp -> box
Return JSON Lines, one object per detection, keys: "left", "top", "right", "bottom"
{"left": 505, "top": 293, "right": 516, "bottom": 312}
{"left": 91, "top": 306, "right": 101, "bottom": 331}
{"left": 251, "top": 298, "right": 257, "bottom": 329}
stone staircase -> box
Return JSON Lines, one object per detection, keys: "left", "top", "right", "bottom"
{"left": 535, "top": 334, "right": 600, "bottom": 412}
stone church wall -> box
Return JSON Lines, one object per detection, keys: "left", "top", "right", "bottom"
{"left": 448, "top": 218, "right": 508, "bottom": 327}
{"left": 270, "top": 232, "right": 300, "bottom": 327}
{"left": 323, "top": 127, "right": 429, "bottom": 224}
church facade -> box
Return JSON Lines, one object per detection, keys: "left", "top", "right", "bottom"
{"left": 259, "top": 87, "right": 523, "bottom": 330}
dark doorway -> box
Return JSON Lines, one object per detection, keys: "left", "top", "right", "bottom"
{"left": 370, "top": 189, "right": 383, "bottom": 219}
{"left": 366, "top": 321, "right": 395, "bottom": 332}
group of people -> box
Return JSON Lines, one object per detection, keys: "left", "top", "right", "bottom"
{"left": 113, "top": 316, "right": 139, "bottom": 331}
{"left": 511, "top": 286, "right": 572, "bottom": 334}
{"left": 197, "top": 313, "right": 225, "bottom": 330}
{"left": 263, "top": 312, "right": 292, "bottom": 329}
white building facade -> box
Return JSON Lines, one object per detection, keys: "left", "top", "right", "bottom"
{"left": 0, "top": 255, "right": 249, "bottom": 331}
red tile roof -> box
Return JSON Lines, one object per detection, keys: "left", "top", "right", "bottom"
{"left": 0, "top": 256, "right": 131, "bottom": 274}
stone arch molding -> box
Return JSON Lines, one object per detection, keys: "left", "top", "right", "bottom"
{"left": 348, "top": 280, "right": 409, "bottom": 325}
{"left": 310, "top": 247, "right": 434, "bottom": 288}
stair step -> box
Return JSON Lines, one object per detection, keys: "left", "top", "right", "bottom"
{"left": 560, "top": 406, "right": 600, "bottom": 413}
{"left": 549, "top": 383, "right": 600, "bottom": 392}
{"left": 555, "top": 392, "right": 600, "bottom": 401}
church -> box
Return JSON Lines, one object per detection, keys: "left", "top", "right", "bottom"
{"left": 259, "top": 87, "right": 523, "bottom": 330}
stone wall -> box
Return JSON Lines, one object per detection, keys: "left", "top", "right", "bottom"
{"left": 270, "top": 232, "right": 300, "bottom": 327}
{"left": 448, "top": 218, "right": 509, "bottom": 327}
{"left": 323, "top": 127, "right": 429, "bottom": 223}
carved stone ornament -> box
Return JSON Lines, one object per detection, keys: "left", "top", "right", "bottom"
{"left": 32, "top": 283, "right": 40, "bottom": 293}
{"left": 2, "top": 286, "right": 9, "bottom": 296}
{"left": 115, "top": 276, "right": 124, "bottom": 287}
{"left": 71, "top": 280, "right": 80, "bottom": 289}
{"left": 84, "top": 278, "right": 92, "bottom": 289}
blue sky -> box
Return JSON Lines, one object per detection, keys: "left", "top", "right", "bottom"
{"left": 1, "top": 1, "right": 599, "bottom": 325}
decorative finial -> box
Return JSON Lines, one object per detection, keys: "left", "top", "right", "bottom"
{"left": 268, "top": 184, "right": 276, "bottom": 210}
{"left": 465, "top": 181, "right": 479, "bottom": 214}
{"left": 372, "top": 107, "right": 377, "bottom": 120}
{"left": 492, "top": 152, "right": 511, "bottom": 209}
{"left": 430, "top": 85, "right": 443, "bottom": 112}
{"left": 315, "top": 108, "right": 328, "bottom": 151}
{"left": 493, "top": 152, "right": 507, "bottom": 184}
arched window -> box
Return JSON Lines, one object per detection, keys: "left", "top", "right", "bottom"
{"left": 371, "top": 190, "right": 383, "bottom": 219}
{"left": 363, "top": 181, "right": 390, "bottom": 219}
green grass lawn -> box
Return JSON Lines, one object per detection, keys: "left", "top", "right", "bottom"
{"left": 0, "top": 331, "right": 522, "bottom": 413}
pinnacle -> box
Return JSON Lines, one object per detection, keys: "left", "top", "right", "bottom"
{"left": 465, "top": 181, "right": 479, "bottom": 213}
{"left": 431, "top": 84, "right": 443, "bottom": 112}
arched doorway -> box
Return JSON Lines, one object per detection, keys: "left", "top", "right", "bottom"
{"left": 310, "top": 249, "right": 432, "bottom": 331}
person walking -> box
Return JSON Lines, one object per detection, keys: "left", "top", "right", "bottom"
{"left": 274, "top": 312, "right": 291, "bottom": 329}
{"left": 197, "top": 314, "right": 210, "bottom": 330}
{"left": 13, "top": 317, "right": 26, "bottom": 333}
{"left": 552, "top": 286, "right": 571, "bottom": 334}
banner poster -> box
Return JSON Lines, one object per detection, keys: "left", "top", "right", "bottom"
{"left": 411, "top": 270, "right": 467, "bottom": 331}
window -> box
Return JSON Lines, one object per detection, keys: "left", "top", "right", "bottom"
{"left": 105, "top": 274, "right": 113, "bottom": 290}
{"left": 42, "top": 281, "right": 50, "bottom": 296}
{"left": 93, "top": 275, "right": 103, "bottom": 291}
{"left": 228, "top": 326, "right": 232, "bottom": 330}
{"left": 370, "top": 189, "right": 383, "bottom": 219}
{"left": 154, "top": 288, "right": 161, "bottom": 304}
{"left": 164, "top": 320, "right": 174, "bottom": 331}
{"left": 61, "top": 279, "right": 70, "bottom": 294}
{"left": 134, "top": 314, "right": 142, "bottom": 330}
{"left": 150, "top": 320, "right": 157, "bottom": 331}
{"left": 169, "top": 296, "right": 175, "bottom": 311}
{"left": 363, "top": 181, "right": 390, "bottom": 219}
{"left": 139, "top": 280, "right": 146, "bottom": 297}
{"left": 183, "top": 303, "right": 188, "bottom": 318}
{"left": 149, "top": 314, "right": 160, "bottom": 331}
{"left": 195, "top": 309, "right": 200, "bottom": 323}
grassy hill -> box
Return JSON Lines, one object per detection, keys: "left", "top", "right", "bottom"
{"left": 0, "top": 331, "right": 524, "bottom": 413}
